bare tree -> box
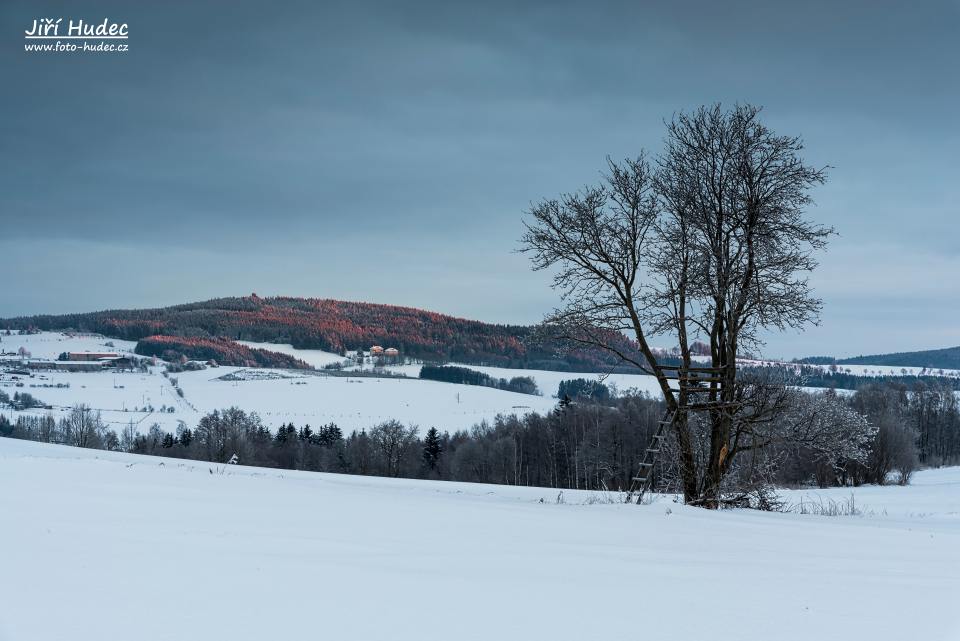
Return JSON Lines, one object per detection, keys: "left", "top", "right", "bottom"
{"left": 64, "top": 404, "right": 105, "bottom": 448}
{"left": 369, "top": 421, "right": 419, "bottom": 477}
{"left": 521, "top": 104, "right": 832, "bottom": 507}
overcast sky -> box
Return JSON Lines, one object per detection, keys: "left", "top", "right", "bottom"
{"left": 1, "top": 0, "right": 957, "bottom": 358}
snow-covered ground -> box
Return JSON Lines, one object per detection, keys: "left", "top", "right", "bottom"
{"left": 0, "top": 437, "right": 957, "bottom": 641}
{"left": 2, "top": 333, "right": 955, "bottom": 437}
{"left": 386, "top": 362, "right": 665, "bottom": 398}
{"left": 1, "top": 334, "right": 557, "bottom": 434}
{"left": 1, "top": 368, "right": 192, "bottom": 431}
{"left": 235, "top": 340, "right": 346, "bottom": 368}
{"left": 741, "top": 357, "right": 960, "bottom": 379}
{"left": 0, "top": 331, "right": 138, "bottom": 360}
{"left": 173, "top": 365, "right": 556, "bottom": 430}
{"left": 1, "top": 365, "right": 557, "bottom": 434}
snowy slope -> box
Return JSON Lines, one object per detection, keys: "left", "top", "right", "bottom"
{"left": 0, "top": 331, "right": 138, "bottom": 360}
{"left": 1, "top": 368, "right": 192, "bottom": 431}
{"left": 173, "top": 366, "right": 556, "bottom": 430}
{"left": 1, "top": 365, "right": 557, "bottom": 434}
{"left": 740, "top": 357, "right": 960, "bottom": 378}
{"left": 387, "top": 362, "right": 665, "bottom": 398}
{"left": 235, "top": 340, "right": 346, "bottom": 368}
{"left": 1, "top": 334, "right": 558, "bottom": 434}
{"left": 0, "top": 438, "right": 957, "bottom": 641}
{"left": 2, "top": 334, "right": 956, "bottom": 438}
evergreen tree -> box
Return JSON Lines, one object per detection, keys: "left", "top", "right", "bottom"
{"left": 423, "top": 427, "right": 443, "bottom": 471}
{"left": 318, "top": 423, "right": 343, "bottom": 447}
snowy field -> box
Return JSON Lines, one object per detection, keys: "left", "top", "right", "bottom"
{"left": 0, "top": 437, "right": 957, "bottom": 641}
{"left": 0, "top": 334, "right": 557, "bottom": 434}
{"left": 385, "top": 362, "right": 665, "bottom": 398}
{"left": 173, "top": 365, "right": 556, "bottom": 430}
{"left": 0, "top": 331, "right": 138, "bottom": 360}
{"left": 1, "top": 365, "right": 557, "bottom": 434}
{"left": 1, "top": 368, "right": 192, "bottom": 431}
{"left": 742, "top": 358, "right": 960, "bottom": 378}
{"left": 2, "top": 333, "right": 955, "bottom": 437}
{"left": 235, "top": 340, "right": 346, "bottom": 368}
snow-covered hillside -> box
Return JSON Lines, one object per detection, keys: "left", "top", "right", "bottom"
{"left": 3, "top": 333, "right": 956, "bottom": 438}
{"left": 0, "top": 333, "right": 557, "bottom": 434}
{"left": 741, "top": 357, "right": 960, "bottom": 379}
{"left": 0, "top": 331, "right": 138, "bottom": 360}
{"left": 235, "top": 340, "right": 345, "bottom": 368}
{"left": 386, "top": 362, "right": 665, "bottom": 397}
{"left": 0, "top": 438, "right": 957, "bottom": 641}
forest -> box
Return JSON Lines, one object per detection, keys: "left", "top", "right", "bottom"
{"left": 0, "top": 295, "right": 646, "bottom": 371}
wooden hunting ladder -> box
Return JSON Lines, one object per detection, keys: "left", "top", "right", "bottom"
{"left": 626, "top": 365, "right": 739, "bottom": 504}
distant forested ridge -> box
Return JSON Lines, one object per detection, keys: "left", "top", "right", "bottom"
{"left": 837, "top": 346, "right": 960, "bottom": 370}
{"left": 0, "top": 295, "right": 644, "bottom": 371}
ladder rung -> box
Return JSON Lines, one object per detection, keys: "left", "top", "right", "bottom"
{"left": 638, "top": 462, "right": 653, "bottom": 468}
{"left": 687, "top": 402, "right": 740, "bottom": 409}
{"left": 646, "top": 448, "right": 660, "bottom": 454}
{"left": 632, "top": 476, "right": 648, "bottom": 483}
{"left": 658, "top": 366, "right": 728, "bottom": 373}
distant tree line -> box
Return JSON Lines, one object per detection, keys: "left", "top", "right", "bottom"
{"left": 556, "top": 379, "right": 611, "bottom": 403}
{"left": 2, "top": 380, "right": 958, "bottom": 499}
{"left": 792, "top": 356, "right": 838, "bottom": 365}
{"left": 0, "top": 390, "right": 48, "bottom": 410}
{"left": 838, "top": 346, "right": 960, "bottom": 370}
{"left": 751, "top": 364, "right": 960, "bottom": 391}
{"left": 793, "top": 347, "right": 960, "bottom": 371}
{"left": 419, "top": 365, "right": 539, "bottom": 395}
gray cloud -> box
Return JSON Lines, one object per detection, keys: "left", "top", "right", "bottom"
{"left": 1, "top": 0, "right": 957, "bottom": 358}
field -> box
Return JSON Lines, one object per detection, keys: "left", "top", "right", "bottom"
{"left": 235, "top": 340, "right": 345, "bottom": 368}
{"left": 1, "top": 437, "right": 957, "bottom": 641}
{"left": 5, "top": 333, "right": 959, "bottom": 438}
{"left": 0, "top": 333, "right": 557, "bottom": 434}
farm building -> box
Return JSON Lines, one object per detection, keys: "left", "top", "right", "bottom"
{"left": 64, "top": 352, "right": 120, "bottom": 362}
{"left": 370, "top": 345, "right": 384, "bottom": 355}
{"left": 23, "top": 360, "right": 102, "bottom": 372}
{"left": 384, "top": 347, "right": 399, "bottom": 357}
{"left": 98, "top": 356, "right": 136, "bottom": 369}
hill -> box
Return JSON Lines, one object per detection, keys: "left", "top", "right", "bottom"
{"left": 839, "top": 345, "right": 960, "bottom": 370}
{"left": 0, "top": 295, "right": 643, "bottom": 371}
